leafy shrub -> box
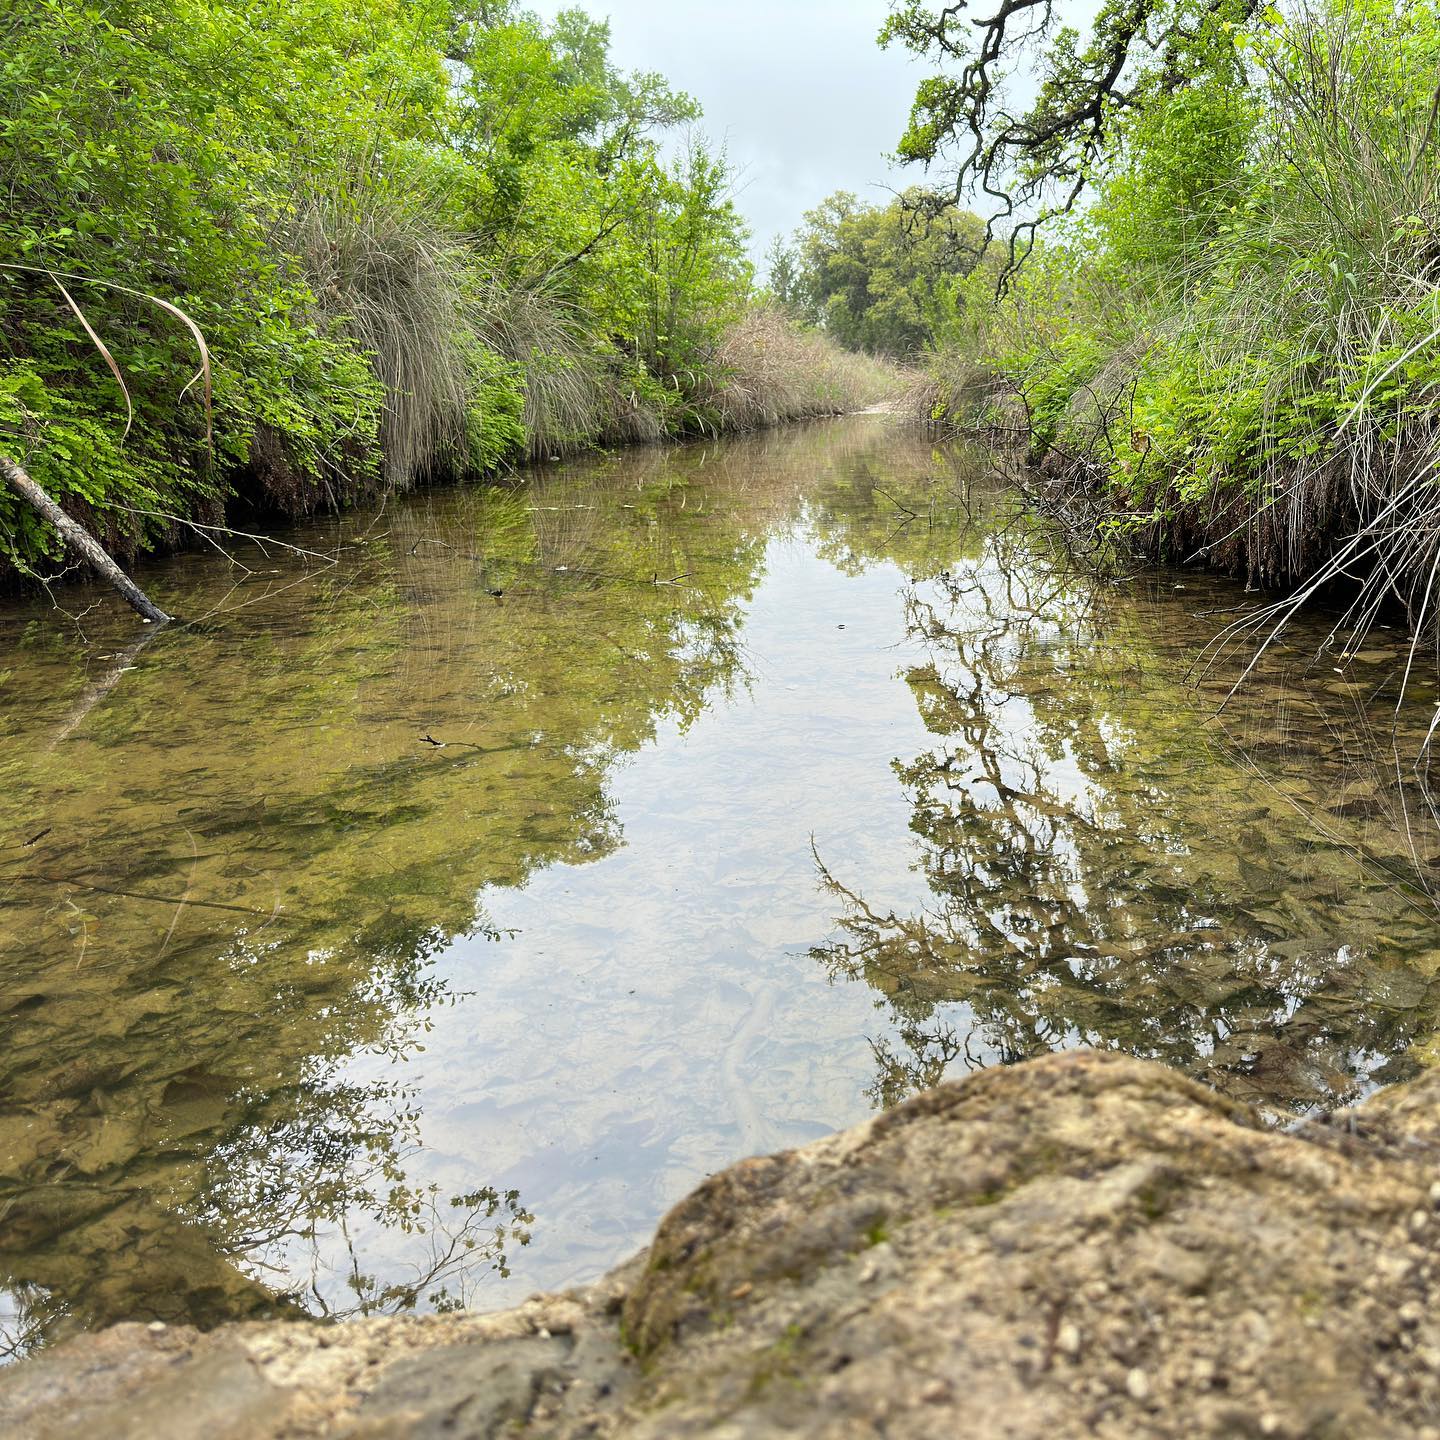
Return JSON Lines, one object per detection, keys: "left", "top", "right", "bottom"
{"left": 0, "top": 0, "right": 851, "bottom": 581}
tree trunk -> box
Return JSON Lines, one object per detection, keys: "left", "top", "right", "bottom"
{"left": 0, "top": 451, "right": 173, "bottom": 624}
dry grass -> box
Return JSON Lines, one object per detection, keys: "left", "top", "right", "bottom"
{"left": 287, "top": 181, "right": 478, "bottom": 487}
{"left": 475, "top": 276, "right": 657, "bottom": 458}
{"left": 901, "top": 348, "right": 1019, "bottom": 431}
{"left": 288, "top": 193, "right": 674, "bottom": 470}
{"left": 288, "top": 189, "right": 905, "bottom": 477}
{"left": 486, "top": 298, "right": 908, "bottom": 454}
{"left": 697, "top": 304, "right": 907, "bottom": 432}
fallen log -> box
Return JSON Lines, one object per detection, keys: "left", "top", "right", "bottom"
{"left": 0, "top": 451, "right": 173, "bottom": 624}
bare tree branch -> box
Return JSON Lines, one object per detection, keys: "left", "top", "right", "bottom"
{"left": 883, "top": 0, "right": 1259, "bottom": 285}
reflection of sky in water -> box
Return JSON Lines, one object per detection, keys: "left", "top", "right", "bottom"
{"left": 324, "top": 537, "right": 992, "bottom": 1306}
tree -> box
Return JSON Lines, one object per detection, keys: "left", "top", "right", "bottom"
{"left": 881, "top": 0, "right": 1258, "bottom": 278}
{"left": 791, "top": 190, "right": 986, "bottom": 356}
{"left": 762, "top": 237, "right": 802, "bottom": 308}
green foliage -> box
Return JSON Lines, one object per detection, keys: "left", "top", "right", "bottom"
{"left": 914, "top": 0, "right": 1440, "bottom": 606}
{"left": 1089, "top": 65, "right": 1258, "bottom": 284}
{"left": 0, "top": 0, "right": 451, "bottom": 571}
{"left": 464, "top": 344, "right": 528, "bottom": 473}
{"left": 761, "top": 237, "right": 803, "bottom": 310}
{"left": 0, "top": 0, "right": 838, "bottom": 579}
{"left": 882, "top": 0, "right": 1260, "bottom": 277}
{"left": 789, "top": 191, "right": 985, "bottom": 357}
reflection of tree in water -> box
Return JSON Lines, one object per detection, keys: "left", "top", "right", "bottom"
{"left": 186, "top": 928, "right": 533, "bottom": 1324}
{"left": 806, "top": 445, "right": 990, "bottom": 581}
{"left": 193, "top": 1075, "right": 532, "bottom": 1322}
{"left": 0, "top": 439, "right": 812, "bottom": 1361}
{"left": 0, "top": 918, "right": 530, "bottom": 1361}
{"left": 814, "top": 505, "right": 1440, "bottom": 1117}
{"left": 9, "top": 417, "right": 1431, "bottom": 1358}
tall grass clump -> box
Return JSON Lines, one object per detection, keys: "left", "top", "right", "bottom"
{"left": 287, "top": 180, "right": 525, "bottom": 489}
{"left": 475, "top": 276, "right": 630, "bottom": 458}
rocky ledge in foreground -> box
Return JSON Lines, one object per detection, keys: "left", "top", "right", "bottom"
{"left": 11, "top": 1050, "right": 1440, "bottom": 1439}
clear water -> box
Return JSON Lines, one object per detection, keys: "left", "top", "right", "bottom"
{"left": 2, "top": 416, "right": 1437, "bottom": 1357}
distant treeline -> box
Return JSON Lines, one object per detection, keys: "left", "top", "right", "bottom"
{"left": 763, "top": 192, "right": 987, "bottom": 361}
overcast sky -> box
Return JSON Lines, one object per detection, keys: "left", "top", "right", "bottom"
{"left": 530, "top": 1, "right": 926, "bottom": 271}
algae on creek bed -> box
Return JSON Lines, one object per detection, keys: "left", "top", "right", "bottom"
{"left": 0, "top": 416, "right": 1437, "bottom": 1360}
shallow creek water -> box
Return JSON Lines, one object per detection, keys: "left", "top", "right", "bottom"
{"left": 2, "top": 416, "right": 1439, "bottom": 1357}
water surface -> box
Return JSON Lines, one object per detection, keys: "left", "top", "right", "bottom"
{"left": 2, "top": 416, "right": 1438, "bottom": 1357}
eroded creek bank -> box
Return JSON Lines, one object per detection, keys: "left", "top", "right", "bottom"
{"left": 10, "top": 1048, "right": 1440, "bottom": 1439}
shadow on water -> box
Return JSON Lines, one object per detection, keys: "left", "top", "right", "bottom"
{"left": 1, "top": 416, "right": 1438, "bottom": 1357}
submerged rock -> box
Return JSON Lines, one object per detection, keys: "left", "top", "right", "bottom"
{"left": 10, "top": 1049, "right": 1440, "bottom": 1438}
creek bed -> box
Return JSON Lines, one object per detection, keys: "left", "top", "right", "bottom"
{"left": 1, "top": 415, "right": 1436, "bottom": 1355}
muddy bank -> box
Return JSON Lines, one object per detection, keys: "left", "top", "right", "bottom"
{"left": 10, "top": 1048, "right": 1440, "bottom": 1437}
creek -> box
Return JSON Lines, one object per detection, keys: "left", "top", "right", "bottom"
{"left": 2, "top": 415, "right": 1437, "bottom": 1358}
